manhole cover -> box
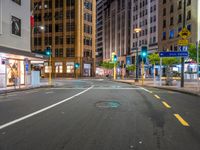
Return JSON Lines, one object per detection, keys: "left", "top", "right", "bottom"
{"left": 95, "top": 101, "right": 120, "bottom": 109}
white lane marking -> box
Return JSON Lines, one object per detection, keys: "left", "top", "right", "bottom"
{"left": 51, "top": 88, "right": 89, "bottom": 90}
{"left": 92, "top": 87, "right": 141, "bottom": 90}
{"left": 51, "top": 87, "right": 142, "bottom": 90}
{"left": 139, "top": 87, "right": 153, "bottom": 93}
{"left": 45, "top": 91, "right": 54, "bottom": 94}
{"left": 0, "top": 86, "right": 94, "bottom": 130}
{"left": 25, "top": 91, "right": 38, "bottom": 94}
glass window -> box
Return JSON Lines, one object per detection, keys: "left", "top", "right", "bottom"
{"left": 12, "top": 0, "right": 21, "bottom": 5}
{"left": 66, "top": 62, "right": 74, "bottom": 73}
{"left": 169, "top": 30, "right": 175, "bottom": 39}
{"left": 11, "top": 16, "right": 21, "bottom": 36}
{"left": 55, "top": 62, "right": 63, "bottom": 73}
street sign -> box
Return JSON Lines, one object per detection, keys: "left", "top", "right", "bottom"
{"left": 159, "top": 51, "right": 189, "bottom": 57}
{"left": 179, "top": 46, "right": 188, "bottom": 52}
{"left": 25, "top": 63, "right": 29, "bottom": 72}
{"left": 178, "top": 39, "right": 189, "bottom": 46}
{"left": 179, "top": 27, "right": 191, "bottom": 39}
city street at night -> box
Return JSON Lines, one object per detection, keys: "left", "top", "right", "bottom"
{"left": 0, "top": 79, "right": 199, "bottom": 150}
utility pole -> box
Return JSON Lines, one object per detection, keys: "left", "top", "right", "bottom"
{"left": 181, "top": 0, "right": 186, "bottom": 87}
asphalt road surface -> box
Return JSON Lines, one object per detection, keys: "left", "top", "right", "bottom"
{"left": 0, "top": 79, "right": 200, "bottom": 150}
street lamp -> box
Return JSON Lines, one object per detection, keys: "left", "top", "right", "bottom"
{"left": 134, "top": 27, "right": 142, "bottom": 82}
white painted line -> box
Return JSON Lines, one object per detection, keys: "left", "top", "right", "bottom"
{"left": 139, "top": 87, "right": 153, "bottom": 93}
{"left": 52, "top": 87, "right": 142, "bottom": 90}
{"left": 45, "top": 91, "right": 54, "bottom": 94}
{"left": 0, "top": 86, "right": 94, "bottom": 130}
{"left": 51, "top": 88, "right": 89, "bottom": 90}
{"left": 92, "top": 88, "right": 142, "bottom": 90}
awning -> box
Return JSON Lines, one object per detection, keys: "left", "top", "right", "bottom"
{"left": 0, "top": 45, "right": 48, "bottom": 61}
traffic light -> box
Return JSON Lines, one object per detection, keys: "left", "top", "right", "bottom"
{"left": 113, "top": 55, "right": 117, "bottom": 63}
{"left": 74, "top": 63, "right": 80, "bottom": 69}
{"left": 141, "top": 46, "right": 148, "bottom": 63}
{"left": 141, "top": 46, "right": 147, "bottom": 59}
{"left": 45, "top": 46, "right": 51, "bottom": 56}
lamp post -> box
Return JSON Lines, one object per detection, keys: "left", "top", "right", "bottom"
{"left": 134, "top": 28, "right": 142, "bottom": 82}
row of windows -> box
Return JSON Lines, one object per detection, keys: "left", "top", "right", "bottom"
{"left": 163, "top": 11, "right": 191, "bottom": 28}
{"left": 84, "top": 37, "right": 92, "bottom": 46}
{"left": 133, "top": 0, "right": 155, "bottom": 12}
{"left": 162, "top": 24, "right": 191, "bottom": 40}
{"left": 34, "top": 23, "right": 75, "bottom": 33}
{"left": 84, "top": 13, "right": 92, "bottom": 22}
{"left": 34, "top": 36, "right": 75, "bottom": 46}
{"left": 163, "top": 0, "right": 191, "bottom": 6}
{"left": 34, "top": 10, "right": 75, "bottom": 22}
{"left": 84, "top": 24, "right": 92, "bottom": 34}
{"left": 33, "top": 0, "right": 75, "bottom": 10}
{"left": 132, "top": 36, "right": 157, "bottom": 48}
{"left": 84, "top": 1, "right": 92, "bottom": 11}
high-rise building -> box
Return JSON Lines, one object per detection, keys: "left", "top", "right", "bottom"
{"left": 0, "top": 0, "right": 45, "bottom": 88}
{"left": 96, "top": 0, "right": 105, "bottom": 66}
{"left": 131, "top": 0, "right": 158, "bottom": 65}
{"left": 158, "top": 0, "right": 200, "bottom": 51}
{"left": 103, "top": 0, "right": 131, "bottom": 65}
{"left": 31, "top": 0, "right": 96, "bottom": 77}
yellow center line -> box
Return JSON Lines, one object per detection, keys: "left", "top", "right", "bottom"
{"left": 174, "top": 114, "right": 190, "bottom": 127}
{"left": 154, "top": 94, "right": 161, "bottom": 99}
{"left": 162, "top": 101, "right": 171, "bottom": 109}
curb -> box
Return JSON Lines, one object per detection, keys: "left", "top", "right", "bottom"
{"left": 115, "top": 80, "right": 200, "bottom": 97}
{"left": 0, "top": 85, "right": 54, "bottom": 95}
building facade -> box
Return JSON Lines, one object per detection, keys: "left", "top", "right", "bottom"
{"left": 131, "top": 0, "right": 158, "bottom": 64}
{"left": 0, "top": 0, "right": 44, "bottom": 88}
{"left": 32, "top": 0, "right": 96, "bottom": 77}
{"left": 96, "top": 0, "right": 105, "bottom": 66}
{"left": 158, "top": 0, "right": 200, "bottom": 51}
{"left": 103, "top": 0, "right": 131, "bottom": 65}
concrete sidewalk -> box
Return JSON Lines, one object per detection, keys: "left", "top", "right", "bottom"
{"left": 0, "top": 82, "right": 52, "bottom": 94}
{"left": 116, "top": 79, "right": 200, "bottom": 96}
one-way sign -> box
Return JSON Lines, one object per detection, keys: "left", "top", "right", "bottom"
{"left": 159, "top": 51, "right": 189, "bottom": 57}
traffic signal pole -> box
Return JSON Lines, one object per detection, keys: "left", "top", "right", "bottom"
{"left": 114, "top": 63, "right": 116, "bottom": 80}
{"left": 48, "top": 54, "right": 52, "bottom": 85}
{"left": 142, "top": 58, "right": 144, "bottom": 85}
{"left": 181, "top": 0, "right": 186, "bottom": 87}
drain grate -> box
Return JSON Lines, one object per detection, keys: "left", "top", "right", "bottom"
{"left": 95, "top": 101, "right": 120, "bottom": 109}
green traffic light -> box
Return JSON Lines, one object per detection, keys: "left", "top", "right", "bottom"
{"left": 142, "top": 52, "right": 147, "bottom": 57}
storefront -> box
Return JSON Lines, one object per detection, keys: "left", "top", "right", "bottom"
{"left": 0, "top": 47, "right": 47, "bottom": 88}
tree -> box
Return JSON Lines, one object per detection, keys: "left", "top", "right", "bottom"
{"left": 188, "top": 43, "right": 200, "bottom": 63}
{"left": 126, "top": 65, "right": 136, "bottom": 72}
{"left": 126, "top": 65, "right": 136, "bottom": 77}
{"left": 148, "top": 53, "right": 160, "bottom": 83}
{"left": 148, "top": 53, "right": 180, "bottom": 85}
{"left": 100, "top": 61, "right": 115, "bottom": 69}
{"left": 162, "top": 57, "right": 180, "bottom": 85}
{"left": 148, "top": 53, "right": 160, "bottom": 65}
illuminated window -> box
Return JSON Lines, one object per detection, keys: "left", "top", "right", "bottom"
{"left": 66, "top": 62, "right": 74, "bottom": 73}
{"left": 55, "top": 62, "right": 63, "bottom": 73}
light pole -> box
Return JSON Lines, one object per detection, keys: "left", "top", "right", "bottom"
{"left": 134, "top": 28, "right": 142, "bottom": 82}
